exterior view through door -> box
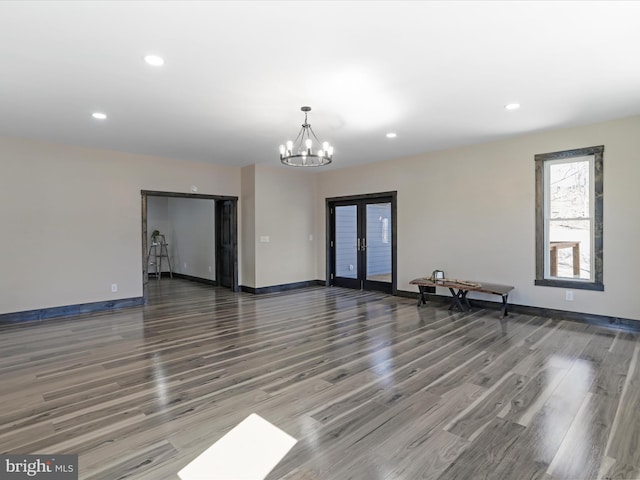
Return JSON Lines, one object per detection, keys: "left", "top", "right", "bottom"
{"left": 328, "top": 193, "right": 397, "bottom": 294}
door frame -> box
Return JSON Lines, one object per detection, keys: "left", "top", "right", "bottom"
{"left": 141, "top": 190, "right": 239, "bottom": 303}
{"left": 326, "top": 191, "right": 397, "bottom": 294}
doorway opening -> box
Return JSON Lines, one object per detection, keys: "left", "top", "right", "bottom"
{"left": 327, "top": 192, "right": 397, "bottom": 294}
{"left": 141, "top": 190, "right": 239, "bottom": 302}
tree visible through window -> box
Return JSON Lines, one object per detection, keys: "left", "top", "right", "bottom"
{"left": 535, "top": 146, "right": 604, "bottom": 291}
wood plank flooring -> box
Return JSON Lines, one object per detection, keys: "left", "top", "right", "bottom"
{"left": 1, "top": 279, "right": 639, "bottom": 479}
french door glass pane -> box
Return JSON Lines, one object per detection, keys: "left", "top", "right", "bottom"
{"left": 365, "top": 203, "right": 392, "bottom": 282}
{"left": 335, "top": 205, "right": 358, "bottom": 279}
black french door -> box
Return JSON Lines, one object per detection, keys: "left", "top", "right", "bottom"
{"left": 328, "top": 192, "right": 396, "bottom": 294}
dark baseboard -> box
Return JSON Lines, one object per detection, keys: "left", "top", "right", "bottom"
{"left": 396, "top": 289, "right": 640, "bottom": 332}
{"left": 241, "top": 280, "right": 325, "bottom": 295}
{"left": 149, "top": 272, "right": 217, "bottom": 286}
{"left": 0, "top": 297, "right": 145, "bottom": 324}
{"left": 490, "top": 301, "right": 640, "bottom": 332}
{"left": 7, "top": 284, "right": 634, "bottom": 332}
{"left": 148, "top": 271, "right": 172, "bottom": 280}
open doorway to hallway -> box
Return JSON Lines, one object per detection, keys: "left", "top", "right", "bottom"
{"left": 141, "top": 190, "right": 239, "bottom": 302}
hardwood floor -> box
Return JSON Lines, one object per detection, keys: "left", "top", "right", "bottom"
{"left": 1, "top": 279, "right": 639, "bottom": 480}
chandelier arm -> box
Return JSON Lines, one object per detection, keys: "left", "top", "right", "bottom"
{"left": 292, "top": 126, "right": 305, "bottom": 150}
{"left": 307, "top": 125, "right": 323, "bottom": 146}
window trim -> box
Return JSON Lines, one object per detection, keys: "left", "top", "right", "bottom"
{"left": 534, "top": 145, "right": 604, "bottom": 291}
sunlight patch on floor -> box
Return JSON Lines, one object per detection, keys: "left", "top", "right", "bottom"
{"left": 178, "top": 413, "right": 297, "bottom": 480}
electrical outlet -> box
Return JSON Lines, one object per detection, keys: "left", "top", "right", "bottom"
{"left": 309, "top": 234, "right": 313, "bottom": 241}
{"left": 208, "top": 265, "right": 212, "bottom": 273}
{"left": 111, "top": 283, "right": 118, "bottom": 293}
{"left": 183, "top": 262, "right": 187, "bottom": 269}
{"left": 565, "top": 290, "right": 574, "bottom": 301}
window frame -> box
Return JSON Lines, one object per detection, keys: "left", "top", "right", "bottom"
{"left": 534, "top": 145, "right": 604, "bottom": 291}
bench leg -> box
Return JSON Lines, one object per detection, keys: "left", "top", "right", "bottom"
{"left": 448, "top": 288, "right": 469, "bottom": 312}
{"left": 501, "top": 294, "right": 509, "bottom": 318}
{"left": 462, "top": 290, "right": 471, "bottom": 311}
{"left": 417, "top": 286, "right": 426, "bottom": 306}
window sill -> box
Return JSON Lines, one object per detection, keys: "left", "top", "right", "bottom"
{"left": 535, "top": 279, "right": 604, "bottom": 291}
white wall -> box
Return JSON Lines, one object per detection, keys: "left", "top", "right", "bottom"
{"left": 253, "top": 165, "right": 318, "bottom": 288}
{"left": 316, "top": 115, "right": 640, "bottom": 321}
{"left": 241, "top": 165, "right": 256, "bottom": 288}
{"left": 167, "top": 197, "right": 215, "bottom": 280}
{"left": 0, "top": 136, "right": 240, "bottom": 314}
{"left": 3, "top": 115, "right": 639, "bottom": 321}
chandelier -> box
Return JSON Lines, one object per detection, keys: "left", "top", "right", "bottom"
{"left": 280, "top": 106, "right": 333, "bottom": 167}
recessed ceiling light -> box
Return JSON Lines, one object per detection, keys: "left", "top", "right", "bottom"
{"left": 505, "top": 103, "right": 520, "bottom": 110}
{"left": 386, "top": 132, "right": 397, "bottom": 138}
{"left": 92, "top": 112, "right": 107, "bottom": 120}
{"left": 144, "top": 55, "right": 165, "bottom": 66}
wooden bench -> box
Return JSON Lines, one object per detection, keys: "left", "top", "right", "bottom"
{"left": 409, "top": 278, "right": 514, "bottom": 318}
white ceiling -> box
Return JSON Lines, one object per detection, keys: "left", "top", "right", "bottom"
{"left": 2, "top": 1, "right": 640, "bottom": 170}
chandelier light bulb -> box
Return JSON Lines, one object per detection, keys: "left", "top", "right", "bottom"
{"left": 279, "top": 145, "right": 285, "bottom": 155}
{"left": 322, "top": 142, "right": 329, "bottom": 151}
{"left": 286, "top": 140, "right": 293, "bottom": 150}
{"left": 318, "top": 150, "right": 324, "bottom": 157}
{"left": 305, "top": 138, "right": 313, "bottom": 150}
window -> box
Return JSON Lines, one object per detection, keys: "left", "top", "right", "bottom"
{"left": 535, "top": 146, "right": 604, "bottom": 290}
